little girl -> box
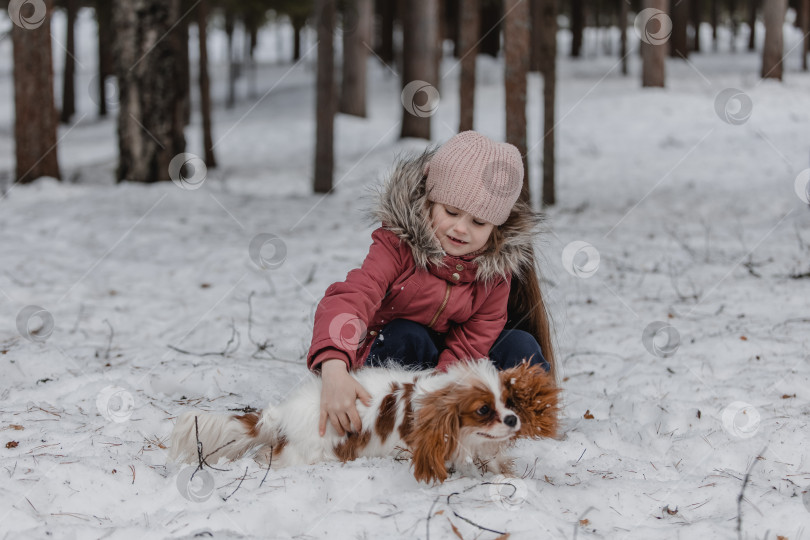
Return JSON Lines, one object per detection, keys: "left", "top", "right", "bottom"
{"left": 308, "top": 131, "right": 556, "bottom": 437}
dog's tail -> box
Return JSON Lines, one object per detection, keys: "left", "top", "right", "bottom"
{"left": 169, "top": 409, "right": 277, "bottom": 464}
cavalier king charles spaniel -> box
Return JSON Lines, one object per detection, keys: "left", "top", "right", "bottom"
{"left": 169, "top": 359, "right": 559, "bottom": 483}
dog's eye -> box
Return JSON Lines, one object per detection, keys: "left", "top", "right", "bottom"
{"left": 476, "top": 405, "right": 491, "bottom": 416}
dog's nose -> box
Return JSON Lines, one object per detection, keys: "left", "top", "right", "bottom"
{"left": 504, "top": 414, "right": 518, "bottom": 428}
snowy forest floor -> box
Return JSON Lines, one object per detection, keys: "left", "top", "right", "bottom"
{"left": 1, "top": 17, "right": 810, "bottom": 540}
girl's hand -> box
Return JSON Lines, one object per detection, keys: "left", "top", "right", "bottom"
{"left": 319, "top": 359, "right": 373, "bottom": 437}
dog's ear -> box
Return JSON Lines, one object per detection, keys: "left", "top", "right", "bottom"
{"left": 500, "top": 361, "right": 560, "bottom": 439}
{"left": 404, "top": 387, "right": 460, "bottom": 484}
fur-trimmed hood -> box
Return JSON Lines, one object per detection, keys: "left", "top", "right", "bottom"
{"left": 370, "top": 147, "right": 544, "bottom": 282}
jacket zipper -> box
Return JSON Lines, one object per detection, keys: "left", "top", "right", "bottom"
{"left": 428, "top": 283, "right": 452, "bottom": 329}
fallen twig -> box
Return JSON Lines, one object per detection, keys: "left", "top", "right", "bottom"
{"left": 168, "top": 321, "right": 240, "bottom": 358}
{"left": 446, "top": 490, "right": 506, "bottom": 536}
{"left": 222, "top": 467, "right": 249, "bottom": 501}
{"left": 737, "top": 448, "right": 767, "bottom": 540}
{"left": 193, "top": 416, "right": 232, "bottom": 473}
{"left": 259, "top": 446, "right": 273, "bottom": 488}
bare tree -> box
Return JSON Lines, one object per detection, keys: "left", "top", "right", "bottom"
{"left": 198, "top": 0, "right": 217, "bottom": 168}
{"left": 458, "top": 0, "right": 480, "bottom": 132}
{"left": 539, "top": 0, "right": 557, "bottom": 207}
{"left": 400, "top": 0, "right": 439, "bottom": 140}
{"left": 641, "top": 0, "right": 668, "bottom": 87}
{"left": 570, "top": 0, "right": 584, "bottom": 57}
{"left": 95, "top": 0, "right": 114, "bottom": 117}
{"left": 224, "top": 8, "right": 238, "bottom": 109}
{"left": 479, "top": 0, "right": 501, "bottom": 57}
{"left": 620, "top": 0, "right": 628, "bottom": 74}
{"left": 340, "top": 0, "right": 372, "bottom": 117}
{"left": 376, "top": 0, "right": 396, "bottom": 64}
{"left": 504, "top": 0, "right": 529, "bottom": 199}
{"left": 761, "top": 0, "right": 786, "bottom": 80}
{"left": 12, "top": 0, "right": 61, "bottom": 183}
{"left": 747, "top": 0, "right": 758, "bottom": 51}
{"left": 801, "top": 0, "right": 809, "bottom": 71}
{"left": 314, "top": 0, "right": 336, "bottom": 192}
{"left": 690, "top": 0, "right": 702, "bottom": 52}
{"left": 60, "top": 0, "right": 78, "bottom": 124}
{"left": 670, "top": 0, "right": 689, "bottom": 58}
{"left": 114, "top": 0, "right": 186, "bottom": 183}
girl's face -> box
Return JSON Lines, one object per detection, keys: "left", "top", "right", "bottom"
{"left": 430, "top": 203, "right": 495, "bottom": 257}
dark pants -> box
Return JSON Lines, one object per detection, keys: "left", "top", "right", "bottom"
{"left": 364, "top": 318, "right": 549, "bottom": 372}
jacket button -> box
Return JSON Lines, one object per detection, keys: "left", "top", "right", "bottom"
{"left": 455, "top": 264, "right": 464, "bottom": 271}
{"left": 451, "top": 272, "right": 460, "bottom": 281}
{"left": 369, "top": 330, "right": 378, "bottom": 336}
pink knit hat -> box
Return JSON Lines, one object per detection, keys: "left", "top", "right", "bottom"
{"left": 425, "top": 131, "right": 523, "bottom": 226}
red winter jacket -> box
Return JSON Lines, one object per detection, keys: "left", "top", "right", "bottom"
{"left": 307, "top": 227, "right": 511, "bottom": 372}
{"left": 306, "top": 148, "right": 537, "bottom": 373}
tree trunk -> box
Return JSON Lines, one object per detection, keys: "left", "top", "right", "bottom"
{"left": 458, "top": 0, "right": 480, "bottom": 131}
{"left": 690, "top": 0, "right": 701, "bottom": 52}
{"left": 96, "top": 0, "right": 114, "bottom": 117}
{"left": 314, "top": 0, "right": 336, "bottom": 193}
{"left": 540, "top": 0, "right": 557, "bottom": 206}
{"left": 670, "top": 0, "right": 689, "bottom": 57}
{"left": 198, "top": 0, "right": 216, "bottom": 168}
{"left": 801, "top": 0, "right": 809, "bottom": 71}
{"left": 340, "top": 0, "right": 372, "bottom": 117}
{"left": 60, "top": 0, "right": 78, "bottom": 123}
{"left": 12, "top": 0, "right": 61, "bottom": 183}
{"left": 400, "top": 0, "right": 439, "bottom": 140}
{"left": 747, "top": 0, "right": 757, "bottom": 51}
{"left": 729, "top": 0, "right": 738, "bottom": 52}
{"left": 641, "top": 0, "right": 668, "bottom": 87}
{"left": 114, "top": 0, "right": 186, "bottom": 183}
{"left": 504, "top": 0, "right": 529, "bottom": 200}
{"left": 243, "top": 13, "right": 258, "bottom": 99}
{"left": 479, "top": 0, "right": 501, "bottom": 57}
{"left": 570, "top": 0, "right": 583, "bottom": 57}
{"left": 177, "top": 12, "right": 191, "bottom": 126}
{"left": 530, "top": 0, "right": 541, "bottom": 72}
{"left": 760, "top": 0, "right": 786, "bottom": 80}
{"left": 225, "top": 9, "right": 237, "bottom": 109}
{"left": 377, "top": 0, "right": 395, "bottom": 64}
{"left": 710, "top": 0, "right": 718, "bottom": 50}
{"left": 292, "top": 15, "right": 305, "bottom": 61}
{"left": 620, "top": 0, "right": 628, "bottom": 74}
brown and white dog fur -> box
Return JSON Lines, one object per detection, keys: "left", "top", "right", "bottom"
{"left": 169, "top": 359, "right": 559, "bottom": 483}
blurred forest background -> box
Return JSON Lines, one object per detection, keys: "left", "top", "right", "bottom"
{"left": 3, "top": 0, "right": 808, "bottom": 207}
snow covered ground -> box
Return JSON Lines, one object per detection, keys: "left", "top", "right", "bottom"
{"left": 1, "top": 11, "right": 810, "bottom": 540}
